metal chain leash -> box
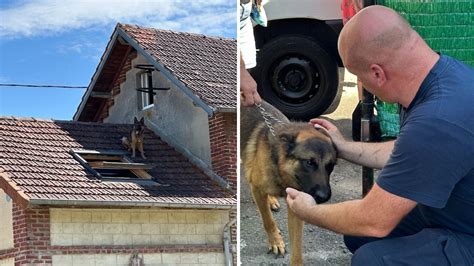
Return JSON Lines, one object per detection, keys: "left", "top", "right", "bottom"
{"left": 255, "top": 103, "right": 285, "bottom": 136}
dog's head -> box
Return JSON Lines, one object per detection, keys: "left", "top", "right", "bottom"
{"left": 133, "top": 117, "right": 145, "bottom": 136}
{"left": 278, "top": 123, "right": 337, "bottom": 203}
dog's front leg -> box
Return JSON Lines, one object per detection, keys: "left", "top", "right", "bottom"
{"left": 138, "top": 142, "right": 146, "bottom": 159}
{"left": 131, "top": 144, "right": 136, "bottom": 158}
{"left": 288, "top": 209, "right": 304, "bottom": 265}
{"left": 251, "top": 187, "right": 285, "bottom": 256}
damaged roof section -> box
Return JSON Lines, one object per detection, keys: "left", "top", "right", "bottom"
{"left": 75, "top": 23, "right": 237, "bottom": 121}
{"left": 0, "top": 117, "right": 236, "bottom": 208}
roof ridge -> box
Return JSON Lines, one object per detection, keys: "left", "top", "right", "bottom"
{"left": 0, "top": 116, "right": 54, "bottom": 122}
{"left": 118, "top": 23, "right": 235, "bottom": 42}
{"left": 0, "top": 116, "right": 137, "bottom": 126}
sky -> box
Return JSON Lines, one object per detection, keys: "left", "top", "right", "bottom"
{"left": 0, "top": 0, "right": 236, "bottom": 120}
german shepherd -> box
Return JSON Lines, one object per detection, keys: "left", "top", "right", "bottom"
{"left": 241, "top": 101, "right": 337, "bottom": 265}
{"left": 122, "top": 117, "right": 146, "bottom": 159}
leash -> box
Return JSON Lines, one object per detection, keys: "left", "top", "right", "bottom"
{"left": 255, "top": 103, "right": 285, "bottom": 136}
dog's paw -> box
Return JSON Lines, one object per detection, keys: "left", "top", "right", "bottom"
{"left": 267, "top": 230, "right": 285, "bottom": 256}
{"left": 268, "top": 196, "right": 280, "bottom": 212}
{"left": 141, "top": 154, "right": 147, "bottom": 159}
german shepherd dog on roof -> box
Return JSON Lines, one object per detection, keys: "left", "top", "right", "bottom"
{"left": 122, "top": 117, "right": 146, "bottom": 159}
{"left": 241, "top": 100, "right": 337, "bottom": 265}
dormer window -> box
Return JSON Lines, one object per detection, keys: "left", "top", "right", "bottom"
{"left": 139, "top": 71, "right": 154, "bottom": 109}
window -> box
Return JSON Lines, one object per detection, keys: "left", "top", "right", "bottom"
{"left": 70, "top": 149, "right": 155, "bottom": 180}
{"left": 139, "top": 71, "right": 154, "bottom": 109}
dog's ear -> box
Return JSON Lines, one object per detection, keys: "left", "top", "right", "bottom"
{"left": 139, "top": 117, "right": 145, "bottom": 125}
{"left": 313, "top": 125, "right": 337, "bottom": 153}
{"left": 279, "top": 132, "right": 297, "bottom": 154}
{"left": 134, "top": 117, "right": 139, "bottom": 124}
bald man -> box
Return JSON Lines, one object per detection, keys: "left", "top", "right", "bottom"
{"left": 286, "top": 6, "right": 474, "bottom": 265}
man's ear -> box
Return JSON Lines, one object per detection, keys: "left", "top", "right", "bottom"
{"left": 279, "top": 132, "right": 297, "bottom": 154}
{"left": 370, "top": 63, "right": 387, "bottom": 87}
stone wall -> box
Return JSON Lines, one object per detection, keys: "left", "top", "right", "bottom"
{"left": 49, "top": 208, "right": 229, "bottom": 246}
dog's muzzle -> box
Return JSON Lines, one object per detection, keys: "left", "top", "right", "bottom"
{"left": 308, "top": 185, "right": 331, "bottom": 203}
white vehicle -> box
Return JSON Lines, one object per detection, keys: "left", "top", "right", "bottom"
{"left": 253, "top": 0, "right": 344, "bottom": 120}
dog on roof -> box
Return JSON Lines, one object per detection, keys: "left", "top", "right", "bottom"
{"left": 122, "top": 117, "right": 146, "bottom": 159}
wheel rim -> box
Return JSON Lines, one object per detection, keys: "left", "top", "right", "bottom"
{"left": 269, "top": 56, "right": 321, "bottom": 104}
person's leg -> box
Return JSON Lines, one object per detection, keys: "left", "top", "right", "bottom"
{"left": 344, "top": 205, "right": 429, "bottom": 253}
{"left": 351, "top": 228, "right": 473, "bottom": 266}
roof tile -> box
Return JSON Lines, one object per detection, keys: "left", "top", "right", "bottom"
{"left": 119, "top": 24, "right": 236, "bottom": 110}
{"left": 0, "top": 117, "right": 235, "bottom": 207}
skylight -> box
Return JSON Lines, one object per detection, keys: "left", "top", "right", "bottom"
{"left": 69, "top": 149, "right": 154, "bottom": 180}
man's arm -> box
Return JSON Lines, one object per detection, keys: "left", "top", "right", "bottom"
{"left": 311, "top": 118, "right": 393, "bottom": 169}
{"left": 240, "top": 53, "right": 261, "bottom": 106}
{"left": 338, "top": 140, "right": 394, "bottom": 169}
{"left": 286, "top": 184, "right": 416, "bottom": 237}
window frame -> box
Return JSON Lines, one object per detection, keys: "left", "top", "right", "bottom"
{"left": 139, "top": 71, "right": 154, "bottom": 110}
{"left": 69, "top": 149, "right": 154, "bottom": 180}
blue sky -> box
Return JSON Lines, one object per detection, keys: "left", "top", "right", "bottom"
{"left": 0, "top": 0, "right": 236, "bottom": 120}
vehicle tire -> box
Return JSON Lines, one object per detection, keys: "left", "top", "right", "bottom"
{"left": 253, "top": 35, "right": 339, "bottom": 121}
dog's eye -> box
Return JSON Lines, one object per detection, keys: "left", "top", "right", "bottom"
{"left": 304, "top": 159, "right": 318, "bottom": 170}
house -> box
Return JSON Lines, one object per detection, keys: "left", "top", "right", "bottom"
{"left": 0, "top": 24, "right": 237, "bottom": 266}
{"left": 0, "top": 117, "right": 236, "bottom": 265}
{"left": 74, "top": 23, "right": 237, "bottom": 192}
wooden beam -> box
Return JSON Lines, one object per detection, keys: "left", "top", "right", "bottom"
{"left": 131, "top": 169, "right": 153, "bottom": 180}
{"left": 90, "top": 91, "right": 112, "bottom": 99}
{"left": 73, "top": 149, "right": 127, "bottom": 156}
{"left": 89, "top": 161, "right": 154, "bottom": 170}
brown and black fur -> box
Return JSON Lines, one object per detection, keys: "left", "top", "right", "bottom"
{"left": 241, "top": 101, "right": 337, "bottom": 265}
{"left": 122, "top": 117, "right": 146, "bottom": 159}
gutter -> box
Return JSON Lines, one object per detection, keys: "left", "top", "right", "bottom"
{"left": 29, "top": 199, "right": 235, "bottom": 210}
{"left": 116, "top": 28, "right": 215, "bottom": 118}
{"left": 223, "top": 216, "right": 237, "bottom": 266}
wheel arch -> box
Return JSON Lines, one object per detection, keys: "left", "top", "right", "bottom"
{"left": 253, "top": 18, "right": 344, "bottom": 67}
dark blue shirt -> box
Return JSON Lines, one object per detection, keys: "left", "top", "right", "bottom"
{"left": 377, "top": 55, "right": 474, "bottom": 243}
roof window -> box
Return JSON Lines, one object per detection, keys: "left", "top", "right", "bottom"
{"left": 70, "top": 149, "right": 154, "bottom": 180}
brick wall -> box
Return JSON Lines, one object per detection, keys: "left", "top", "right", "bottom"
{"left": 208, "top": 112, "right": 237, "bottom": 191}
{"left": 4, "top": 204, "right": 231, "bottom": 265}
{"left": 12, "top": 203, "right": 52, "bottom": 265}
{"left": 208, "top": 112, "right": 237, "bottom": 265}
{"left": 96, "top": 49, "right": 137, "bottom": 122}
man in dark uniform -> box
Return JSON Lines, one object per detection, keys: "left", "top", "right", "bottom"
{"left": 286, "top": 5, "right": 474, "bottom": 265}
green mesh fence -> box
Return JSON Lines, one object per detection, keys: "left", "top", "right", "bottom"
{"left": 377, "top": 0, "right": 474, "bottom": 67}
{"left": 375, "top": 100, "right": 400, "bottom": 139}
{"left": 372, "top": 1, "right": 474, "bottom": 138}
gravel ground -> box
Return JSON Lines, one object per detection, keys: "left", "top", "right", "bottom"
{"left": 239, "top": 70, "right": 366, "bottom": 265}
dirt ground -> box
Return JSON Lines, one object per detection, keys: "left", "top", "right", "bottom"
{"left": 239, "top": 70, "right": 367, "bottom": 265}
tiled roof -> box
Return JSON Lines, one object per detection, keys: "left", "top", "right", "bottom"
{"left": 119, "top": 23, "right": 237, "bottom": 110}
{"left": 0, "top": 117, "right": 235, "bottom": 208}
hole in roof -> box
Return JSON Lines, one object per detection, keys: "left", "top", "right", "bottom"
{"left": 69, "top": 149, "right": 164, "bottom": 185}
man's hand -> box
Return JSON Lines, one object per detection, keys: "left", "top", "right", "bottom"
{"left": 286, "top": 187, "right": 316, "bottom": 221}
{"left": 240, "top": 67, "right": 262, "bottom": 106}
{"left": 309, "top": 118, "right": 346, "bottom": 150}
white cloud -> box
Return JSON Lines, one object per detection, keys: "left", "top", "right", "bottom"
{"left": 0, "top": 0, "right": 236, "bottom": 38}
